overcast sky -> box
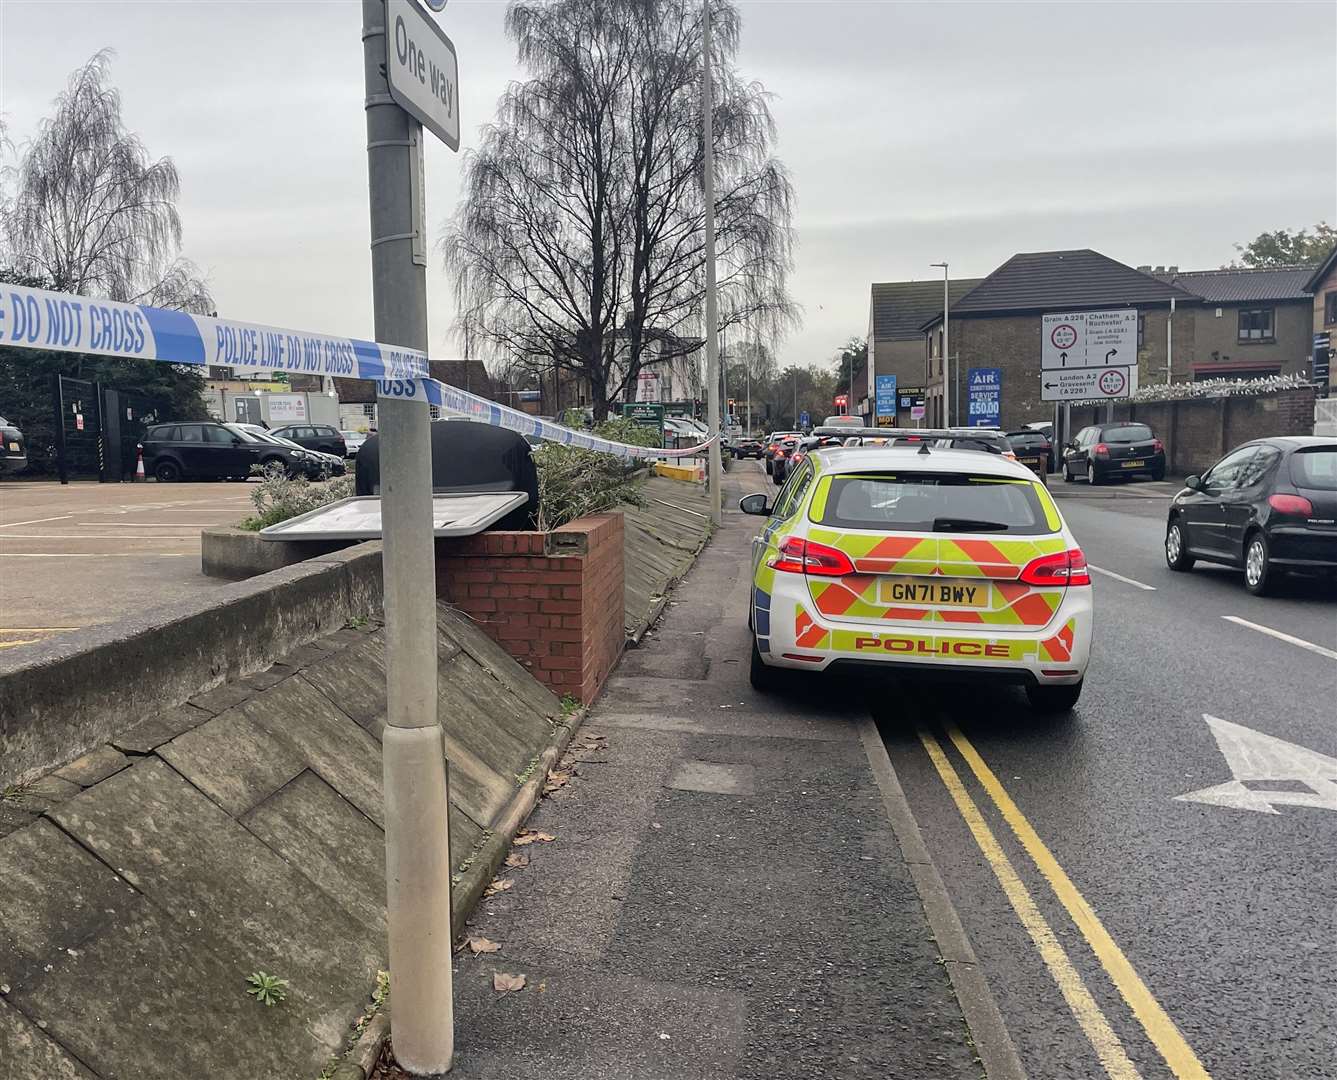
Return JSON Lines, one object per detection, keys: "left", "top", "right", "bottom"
{"left": 2, "top": 0, "right": 1333, "bottom": 371}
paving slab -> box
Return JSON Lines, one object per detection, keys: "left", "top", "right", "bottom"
{"left": 110, "top": 703, "right": 211, "bottom": 754}
{"left": 299, "top": 636, "right": 388, "bottom": 731}
{"left": 51, "top": 746, "right": 129, "bottom": 788}
{"left": 438, "top": 604, "right": 559, "bottom": 720}
{"left": 0, "top": 998, "right": 94, "bottom": 1079}
{"left": 158, "top": 709, "right": 306, "bottom": 817}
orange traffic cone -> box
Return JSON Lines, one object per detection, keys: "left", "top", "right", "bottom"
{"left": 135, "top": 448, "right": 146, "bottom": 481}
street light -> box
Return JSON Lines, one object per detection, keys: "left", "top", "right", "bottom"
{"left": 930, "top": 262, "right": 949, "bottom": 426}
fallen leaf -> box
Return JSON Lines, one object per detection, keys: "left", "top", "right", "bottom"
{"left": 467, "top": 937, "right": 501, "bottom": 955}
{"left": 504, "top": 852, "right": 530, "bottom": 869}
{"left": 513, "top": 829, "right": 556, "bottom": 846}
{"left": 492, "top": 972, "right": 526, "bottom": 993}
{"left": 544, "top": 771, "right": 571, "bottom": 794}
{"left": 482, "top": 877, "right": 514, "bottom": 898}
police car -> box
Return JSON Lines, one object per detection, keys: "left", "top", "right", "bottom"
{"left": 740, "top": 444, "right": 1093, "bottom": 713}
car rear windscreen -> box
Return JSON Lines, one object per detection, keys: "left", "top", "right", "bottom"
{"left": 1104, "top": 424, "right": 1152, "bottom": 442}
{"left": 1291, "top": 448, "right": 1337, "bottom": 490}
{"left": 815, "top": 473, "right": 1050, "bottom": 534}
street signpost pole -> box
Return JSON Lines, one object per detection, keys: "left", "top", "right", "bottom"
{"left": 363, "top": 0, "right": 452, "bottom": 1072}
{"left": 702, "top": 0, "right": 722, "bottom": 525}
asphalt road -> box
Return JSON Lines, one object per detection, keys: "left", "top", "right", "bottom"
{"left": 0, "top": 479, "right": 251, "bottom": 649}
{"left": 875, "top": 488, "right": 1337, "bottom": 1080}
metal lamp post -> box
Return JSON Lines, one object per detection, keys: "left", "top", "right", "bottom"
{"left": 702, "top": 0, "right": 722, "bottom": 524}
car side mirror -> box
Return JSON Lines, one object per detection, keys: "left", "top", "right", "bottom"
{"left": 1184, "top": 474, "right": 1202, "bottom": 491}
{"left": 739, "top": 493, "right": 771, "bottom": 516}
{"left": 232, "top": 436, "right": 243, "bottom": 445}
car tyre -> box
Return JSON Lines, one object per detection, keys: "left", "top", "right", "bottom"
{"left": 1151, "top": 467, "right": 1165, "bottom": 481}
{"left": 1165, "top": 520, "right": 1195, "bottom": 571}
{"left": 1087, "top": 462, "right": 1099, "bottom": 485}
{"left": 1025, "top": 680, "right": 1082, "bottom": 714}
{"left": 749, "top": 634, "right": 783, "bottom": 693}
{"left": 1062, "top": 460, "right": 1074, "bottom": 483}
{"left": 1243, "top": 530, "right": 1274, "bottom": 596}
{"left": 154, "top": 459, "right": 181, "bottom": 483}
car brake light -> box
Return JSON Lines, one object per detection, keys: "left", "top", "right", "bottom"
{"left": 1004, "top": 451, "right": 1017, "bottom": 460}
{"left": 1093, "top": 443, "right": 1109, "bottom": 458}
{"left": 1152, "top": 438, "right": 1164, "bottom": 454}
{"left": 769, "top": 536, "right": 855, "bottom": 577}
{"left": 1268, "top": 493, "right": 1314, "bottom": 517}
{"left": 1019, "top": 548, "right": 1090, "bottom": 586}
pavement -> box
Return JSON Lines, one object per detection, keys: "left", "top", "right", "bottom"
{"left": 0, "top": 479, "right": 248, "bottom": 648}
{"left": 435, "top": 465, "right": 993, "bottom": 1080}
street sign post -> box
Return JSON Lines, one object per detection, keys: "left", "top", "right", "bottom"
{"left": 385, "top": 0, "right": 460, "bottom": 151}
{"left": 1041, "top": 309, "right": 1138, "bottom": 403}
{"left": 875, "top": 374, "right": 897, "bottom": 428}
{"left": 966, "top": 368, "right": 1001, "bottom": 427}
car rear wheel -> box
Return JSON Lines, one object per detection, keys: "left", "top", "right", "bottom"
{"left": 1151, "top": 467, "right": 1165, "bottom": 481}
{"left": 749, "top": 634, "right": 783, "bottom": 693}
{"left": 1026, "top": 680, "right": 1082, "bottom": 714}
{"left": 154, "top": 459, "right": 181, "bottom": 483}
{"left": 1243, "top": 531, "right": 1274, "bottom": 596}
{"left": 1165, "top": 521, "right": 1195, "bottom": 571}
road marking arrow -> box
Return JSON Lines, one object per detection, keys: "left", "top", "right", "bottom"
{"left": 1175, "top": 714, "right": 1337, "bottom": 815}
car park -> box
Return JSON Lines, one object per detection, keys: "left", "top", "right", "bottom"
{"left": 230, "top": 424, "right": 344, "bottom": 479}
{"left": 1062, "top": 422, "right": 1165, "bottom": 484}
{"left": 741, "top": 443, "right": 1092, "bottom": 713}
{"left": 1165, "top": 437, "right": 1337, "bottom": 595}
{"left": 0, "top": 415, "right": 27, "bottom": 475}
{"left": 140, "top": 421, "right": 307, "bottom": 481}
{"left": 269, "top": 423, "right": 347, "bottom": 458}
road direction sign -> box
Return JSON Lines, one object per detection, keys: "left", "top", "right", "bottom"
{"left": 1041, "top": 309, "right": 1137, "bottom": 371}
{"left": 799, "top": 410, "right": 810, "bottom": 427}
{"left": 1175, "top": 714, "right": 1337, "bottom": 815}
{"left": 1041, "top": 364, "right": 1138, "bottom": 402}
{"left": 385, "top": 0, "right": 460, "bottom": 151}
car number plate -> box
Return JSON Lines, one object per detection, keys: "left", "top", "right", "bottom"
{"left": 6, "top": 442, "right": 18, "bottom": 452}
{"left": 880, "top": 578, "right": 986, "bottom": 607}
{"left": 1121, "top": 459, "right": 1144, "bottom": 468}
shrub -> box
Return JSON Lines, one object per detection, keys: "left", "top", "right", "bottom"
{"left": 240, "top": 464, "right": 354, "bottom": 531}
{"left": 593, "top": 415, "right": 663, "bottom": 449}
{"left": 532, "top": 443, "right": 645, "bottom": 531}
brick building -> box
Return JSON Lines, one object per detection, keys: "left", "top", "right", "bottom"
{"left": 1303, "top": 244, "right": 1337, "bottom": 397}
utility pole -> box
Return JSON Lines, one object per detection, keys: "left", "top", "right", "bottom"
{"left": 931, "top": 261, "right": 949, "bottom": 426}
{"left": 792, "top": 369, "right": 798, "bottom": 424}
{"left": 362, "top": 0, "right": 452, "bottom": 1072}
{"left": 702, "top": 0, "right": 722, "bottom": 524}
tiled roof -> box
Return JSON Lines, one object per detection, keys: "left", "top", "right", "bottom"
{"left": 870, "top": 279, "right": 983, "bottom": 340}
{"left": 1304, "top": 245, "right": 1337, "bottom": 293}
{"left": 944, "top": 249, "right": 1198, "bottom": 319}
{"left": 1154, "top": 266, "right": 1314, "bottom": 303}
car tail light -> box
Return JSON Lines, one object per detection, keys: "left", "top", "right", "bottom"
{"left": 1093, "top": 443, "right": 1109, "bottom": 458}
{"left": 775, "top": 450, "right": 787, "bottom": 460}
{"left": 1019, "top": 548, "right": 1090, "bottom": 587}
{"left": 1152, "top": 438, "right": 1164, "bottom": 454}
{"left": 1268, "top": 493, "right": 1314, "bottom": 517}
{"left": 769, "top": 536, "right": 855, "bottom": 577}
{"left": 1004, "top": 451, "right": 1017, "bottom": 460}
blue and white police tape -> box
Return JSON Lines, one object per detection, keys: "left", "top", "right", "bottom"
{"left": 0, "top": 282, "right": 428, "bottom": 382}
{"left": 377, "top": 376, "right": 717, "bottom": 459}
{"left": 0, "top": 281, "right": 713, "bottom": 460}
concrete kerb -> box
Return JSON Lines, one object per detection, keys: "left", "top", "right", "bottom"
{"left": 201, "top": 524, "right": 356, "bottom": 580}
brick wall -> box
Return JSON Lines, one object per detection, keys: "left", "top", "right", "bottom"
{"left": 434, "top": 513, "right": 625, "bottom": 703}
{"left": 1067, "top": 386, "right": 1317, "bottom": 475}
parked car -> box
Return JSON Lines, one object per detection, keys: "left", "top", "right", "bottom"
{"left": 1008, "top": 428, "right": 1054, "bottom": 473}
{"left": 140, "top": 421, "right": 307, "bottom": 481}
{"left": 1062, "top": 422, "right": 1165, "bottom": 484}
{"left": 1165, "top": 437, "right": 1336, "bottom": 595}
{"left": 0, "top": 415, "right": 27, "bottom": 475}
{"left": 341, "top": 430, "right": 368, "bottom": 457}
{"left": 269, "top": 423, "right": 347, "bottom": 458}
{"left": 229, "top": 424, "right": 343, "bottom": 479}
{"left": 732, "top": 437, "right": 764, "bottom": 459}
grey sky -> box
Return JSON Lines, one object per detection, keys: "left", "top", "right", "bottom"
{"left": 2, "top": 1, "right": 1333, "bottom": 372}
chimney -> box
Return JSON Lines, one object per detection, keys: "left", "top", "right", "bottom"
{"left": 1137, "top": 265, "right": 1152, "bottom": 272}
{"left": 1168, "top": 265, "right": 1178, "bottom": 273}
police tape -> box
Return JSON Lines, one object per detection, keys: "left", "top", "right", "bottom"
{"left": 0, "top": 282, "right": 716, "bottom": 460}
{"left": 376, "top": 376, "right": 717, "bottom": 459}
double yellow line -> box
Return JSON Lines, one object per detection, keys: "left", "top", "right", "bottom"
{"left": 920, "top": 723, "right": 1211, "bottom": 1080}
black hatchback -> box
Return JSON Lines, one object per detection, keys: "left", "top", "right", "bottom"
{"left": 270, "top": 424, "right": 347, "bottom": 457}
{"left": 1062, "top": 421, "right": 1165, "bottom": 483}
{"left": 1165, "top": 437, "right": 1337, "bottom": 594}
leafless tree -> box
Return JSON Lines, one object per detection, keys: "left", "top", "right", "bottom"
{"left": 444, "top": 0, "right": 796, "bottom": 419}
{"left": 1, "top": 51, "right": 213, "bottom": 313}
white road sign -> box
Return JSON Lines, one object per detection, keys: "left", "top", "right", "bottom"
{"left": 1041, "top": 364, "right": 1139, "bottom": 402}
{"left": 1041, "top": 309, "right": 1137, "bottom": 371}
{"left": 1175, "top": 714, "right": 1337, "bottom": 815}
{"left": 385, "top": 0, "right": 460, "bottom": 151}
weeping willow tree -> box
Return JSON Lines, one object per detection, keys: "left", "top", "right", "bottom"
{"left": 445, "top": 0, "right": 797, "bottom": 419}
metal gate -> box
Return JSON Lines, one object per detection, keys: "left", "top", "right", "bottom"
{"left": 53, "top": 375, "right": 164, "bottom": 483}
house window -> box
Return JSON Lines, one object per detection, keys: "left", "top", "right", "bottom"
{"left": 1325, "top": 291, "right": 1337, "bottom": 326}
{"left": 1237, "top": 308, "right": 1275, "bottom": 342}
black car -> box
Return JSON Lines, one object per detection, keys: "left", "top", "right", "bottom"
{"left": 1165, "top": 437, "right": 1336, "bottom": 595}
{"left": 140, "top": 421, "right": 306, "bottom": 481}
{"left": 270, "top": 423, "right": 347, "bottom": 458}
{"left": 0, "top": 414, "right": 27, "bottom": 475}
{"left": 770, "top": 436, "right": 802, "bottom": 485}
{"left": 1062, "top": 422, "right": 1165, "bottom": 484}
{"left": 732, "top": 437, "right": 764, "bottom": 459}
{"left": 1007, "top": 429, "right": 1054, "bottom": 472}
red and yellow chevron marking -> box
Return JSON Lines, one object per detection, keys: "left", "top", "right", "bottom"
{"left": 807, "top": 575, "right": 1061, "bottom": 628}
{"left": 794, "top": 605, "right": 831, "bottom": 649}
{"left": 1040, "top": 618, "right": 1076, "bottom": 662}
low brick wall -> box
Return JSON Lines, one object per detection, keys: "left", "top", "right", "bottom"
{"left": 1068, "top": 385, "right": 1317, "bottom": 475}
{"left": 434, "top": 512, "right": 625, "bottom": 703}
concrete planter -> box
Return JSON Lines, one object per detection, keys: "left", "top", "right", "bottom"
{"left": 201, "top": 524, "right": 354, "bottom": 580}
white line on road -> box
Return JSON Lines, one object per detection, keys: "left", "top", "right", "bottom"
{"left": 0, "top": 515, "right": 74, "bottom": 528}
{"left": 1221, "top": 616, "right": 1337, "bottom": 662}
{"left": 1088, "top": 565, "right": 1157, "bottom": 591}
{"left": 0, "top": 533, "right": 198, "bottom": 540}
{"left": 0, "top": 552, "right": 187, "bottom": 558}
